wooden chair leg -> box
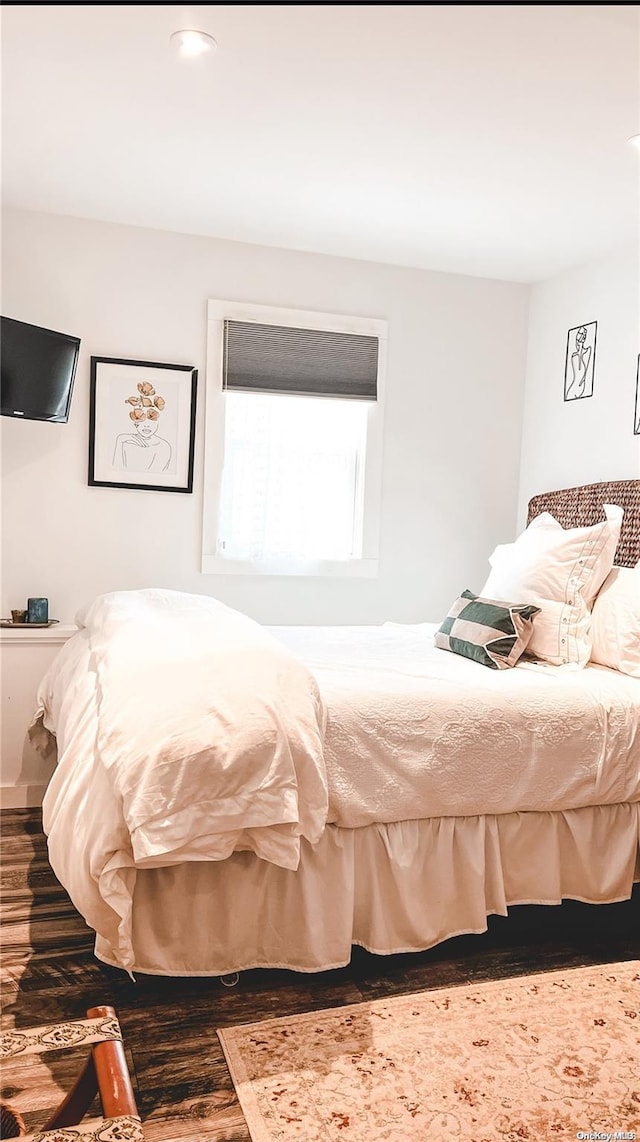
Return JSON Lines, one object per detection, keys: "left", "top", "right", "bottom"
{"left": 87, "top": 1005, "right": 139, "bottom": 1120}
{"left": 41, "top": 1004, "right": 139, "bottom": 1130}
{"left": 41, "top": 1054, "right": 98, "bottom": 1130}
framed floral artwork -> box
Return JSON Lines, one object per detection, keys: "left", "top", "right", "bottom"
{"left": 88, "top": 357, "right": 197, "bottom": 492}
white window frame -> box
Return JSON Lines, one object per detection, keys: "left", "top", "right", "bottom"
{"left": 202, "top": 299, "right": 387, "bottom": 577}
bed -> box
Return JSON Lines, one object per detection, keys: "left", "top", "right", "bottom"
{"left": 31, "top": 480, "right": 640, "bottom": 977}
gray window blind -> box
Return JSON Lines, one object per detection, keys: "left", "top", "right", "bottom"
{"left": 223, "top": 320, "right": 378, "bottom": 401}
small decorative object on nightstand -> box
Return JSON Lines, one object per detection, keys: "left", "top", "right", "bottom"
{"left": 27, "top": 597, "right": 48, "bottom": 624}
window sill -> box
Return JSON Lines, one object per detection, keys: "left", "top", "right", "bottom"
{"left": 201, "top": 554, "right": 379, "bottom": 578}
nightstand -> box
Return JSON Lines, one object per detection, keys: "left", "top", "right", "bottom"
{"left": 0, "top": 623, "right": 78, "bottom": 807}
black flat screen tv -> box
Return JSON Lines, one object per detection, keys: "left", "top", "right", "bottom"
{"left": 1, "top": 316, "right": 81, "bottom": 423}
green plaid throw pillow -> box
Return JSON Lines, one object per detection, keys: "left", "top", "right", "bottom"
{"left": 435, "top": 589, "right": 540, "bottom": 670}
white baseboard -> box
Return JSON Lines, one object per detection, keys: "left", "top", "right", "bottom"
{"left": 0, "top": 784, "right": 46, "bottom": 809}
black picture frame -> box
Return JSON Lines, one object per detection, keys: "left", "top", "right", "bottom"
{"left": 88, "top": 357, "right": 197, "bottom": 493}
{"left": 564, "top": 320, "right": 597, "bottom": 401}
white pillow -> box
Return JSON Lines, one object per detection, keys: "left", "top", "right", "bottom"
{"left": 590, "top": 563, "right": 640, "bottom": 677}
{"left": 481, "top": 504, "right": 623, "bottom": 667}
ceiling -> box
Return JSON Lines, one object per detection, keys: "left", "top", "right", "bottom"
{"left": 2, "top": 4, "right": 639, "bottom": 283}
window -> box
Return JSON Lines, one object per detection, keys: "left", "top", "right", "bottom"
{"left": 219, "top": 391, "right": 368, "bottom": 563}
{"left": 202, "top": 301, "right": 387, "bottom": 576}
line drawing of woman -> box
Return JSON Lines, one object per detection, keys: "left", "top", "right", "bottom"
{"left": 566, "top": 326, "right": 593, "bottom": 399}
{"left": 112, "top": 382, "right": 172, "bottom": 472}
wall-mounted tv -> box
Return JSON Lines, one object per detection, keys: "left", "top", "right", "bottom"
{"left": 1, "top": 316, "right": 81, "bottom": 423}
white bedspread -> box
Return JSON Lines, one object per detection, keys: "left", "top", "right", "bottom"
{"left": 272, "top": 623, "right": 640, "bottom": 826}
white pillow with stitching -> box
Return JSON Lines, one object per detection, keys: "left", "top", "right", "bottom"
{"left": 481, "top": 504, "right": 623, "bottom": 667}
{"left": 590, "top": 563, "right": 640, "bottom": 677}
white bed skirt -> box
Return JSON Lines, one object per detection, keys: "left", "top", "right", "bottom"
{"left": 94, "top": 802, "right": 640, "bottom": 977}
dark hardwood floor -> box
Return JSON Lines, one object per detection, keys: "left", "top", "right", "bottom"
{"left": 1, "top": 807, "right": 638, "bottom": 1140}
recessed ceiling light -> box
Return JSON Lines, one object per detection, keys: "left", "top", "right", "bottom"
{"left": 628, "top": 133, "right": 640, "bottom": 148}
{"left": 170, "top": 29, "right": 217, "bottom": 58}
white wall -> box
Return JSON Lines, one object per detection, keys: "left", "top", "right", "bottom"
{"left": 1, "top": 208, "right": 529, "bottom": 628}
{"left": 518, "top": 245, "right": 640, "bottom": 526}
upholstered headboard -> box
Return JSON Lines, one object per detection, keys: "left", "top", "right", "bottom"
{"left": 527, "top": 479, "right": 640, "bottom": 568}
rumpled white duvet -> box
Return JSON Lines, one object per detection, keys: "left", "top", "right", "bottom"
{"left": 31, "top": 589, "right": 328, "bottom": 970}
{"left": 31, "top": 591, "right": 640, "bottom": 975}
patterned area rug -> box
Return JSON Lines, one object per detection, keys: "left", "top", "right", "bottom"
{"left": 218, "top": 960, "right": 640, "bottom": 1142}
